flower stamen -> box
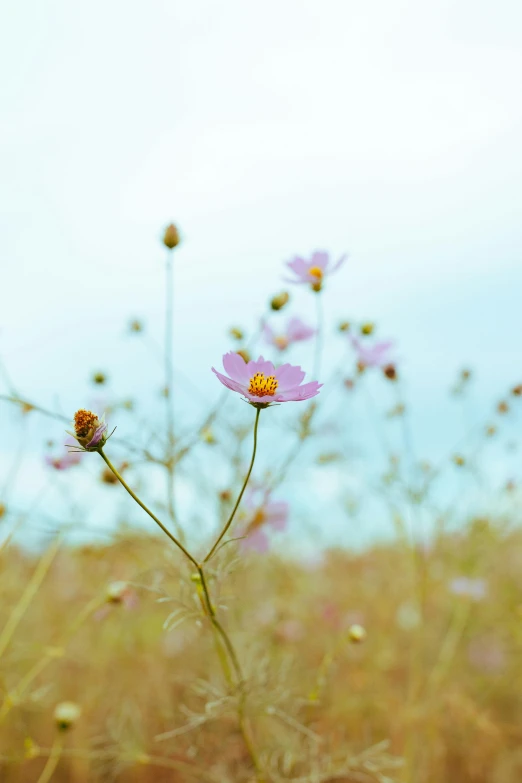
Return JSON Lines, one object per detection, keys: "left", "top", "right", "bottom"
{"left": 248, "top": 372, "right": 278, "bottom": 398}
{"left": 309, "top": 266, "right": 323, "bottom": 280}
{"left": 74, "top": 409, "right": 98, "bottom": 438}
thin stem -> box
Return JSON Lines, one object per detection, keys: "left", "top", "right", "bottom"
{"left": 203, "top": 408, "right": 261, "bottom": 564}
{"left": 313, "top": 291, "right": 324, "bottom": 380}
{"left": 36, "top": 734, "right": 63, "bottom": 783}
{"left": 164, "top": 253, "right": 184, "bottom": 542}
{"left": 98, "top": 449, "right": 199, "bottom": 570}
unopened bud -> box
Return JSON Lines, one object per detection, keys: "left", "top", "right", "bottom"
{"left": 453, "top": 454, "right": 465, "bottom": 467}
{"left": 383, "top": 364, "right": 397, "bottom": 381}
{"left": 236, "top": 349, "right": 251, "bottom": 363}
{"left": 92, "top": 371, "right": 107, "bottom": 385}
{"left": 338, "top": 321, "right": 351, "bottom": 332}
{"left": 347, "top": 624, "right": 366, "bottom": 643}
{"left": 270, "top": 291, "right": 290, "bottom": 311}
{"left": 229, "top": 327, "right": 244, "bottom": 341}
{"left": 106, "top": 581, "right": 128, "bottom": 603}
{"left": 129, "top": 319, "right": 143, "bottom": 333}
{"left": 54, "top": 701, "right": 81, "bottom": 731}
{"left": 360, "top": 322, "right": 375, "bottom": 336}
{"left": 162, "top": 223, "right": 180, "bottom": 249}
{"left": 512, "top": 384, "right": 522, "bottom": 397}
{"left": 497, "top": 400, "right": 509, "bottom": 414}
{"left": 190, "top": 573, "right": 202, "bottom": 584}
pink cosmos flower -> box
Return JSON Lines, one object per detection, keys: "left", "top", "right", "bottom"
{"left": 45, "top": 439, "right": 83, "bottom": 471}
{"left": 240, "top": 494, "right": 289, "bottom": 553}
{"left": 351, "top": 336, "right": 394, "bottom": 369}
{"left": 285, "top": 250, "right": 347, "bottom": 291}
{"left": 212, "top": 352, "right": 322, "bottom": 406}
{"left": 263, "top": 317, "right": 316, "bottom": 352}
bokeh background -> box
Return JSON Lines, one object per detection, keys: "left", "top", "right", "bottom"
{"left": 2, "top": 0, "right": 522, "bottom": 548}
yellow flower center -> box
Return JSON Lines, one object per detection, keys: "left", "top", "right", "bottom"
{"left": 74, "top": 408, "right": 98, "bottom": 437}
{"left": 247, "top": 508, "right": 266, "bottom": 533}
{"left": 309, "top": 265, "right": 323, "bottom": 280}
{"left": 275, "top": 335, "right": 289, "bottom": 350}
{"left": 248, "top": 372, "right": 278, "bottom": 397}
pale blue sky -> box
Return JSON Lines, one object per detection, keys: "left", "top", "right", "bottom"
{"left": 1, "top": 0, "right": 522, "bottom": 547}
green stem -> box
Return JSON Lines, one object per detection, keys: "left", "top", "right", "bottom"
{"left": 203, "top": 408, "right": 261, "bottom": 563}
{"left": 98, "top": 449, "right": 199, "bottom": 570}
{"left": 313, "top": 291, "right": 324, "bottom": 380}
{"left": 36, "top": 734, "right": 63, "bottom": 783}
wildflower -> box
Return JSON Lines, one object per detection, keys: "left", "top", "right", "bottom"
{"left": 241, "top": 495, "right": 289, "bottom": 553}
{"left": 212, "top": 352, "right": 322, "bottom": 407}
{"left": 67, "top": 409, "right": 109, "bottom": 451}
{"left": 360, "top": 322, "right": 375, "bottom": 335}
{"left": 351, "top": 336, "right": 394, "bottom": 370}
{"left": 45, "top": 451, "right": 82, "bottom": 471}
{"left": 285, "top": 250, "right": 347, "bottom": 292}
{"left": 449, "top": 577, "right": 487, "bottom": 601}
{"left": 54, "top": 701, "right": 81, "bottom": 730}
{"left": 270, "top": 291, "right": 290, "bottom": 311}
{"left": 162, "top": 223, "right": 180, "bottom": 249}
{"left": 347, "top": 624, "right": 367, "bottom": 643}
{"left": 263, "top": 317, "right": 316, "bottom": 352}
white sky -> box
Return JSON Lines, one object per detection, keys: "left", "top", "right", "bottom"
{"left": 1, "top": 1, "right": 522, "bottom": 540}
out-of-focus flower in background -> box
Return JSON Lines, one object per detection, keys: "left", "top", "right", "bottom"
{"left": 45, "top": 439, "right": 83, "bottom": 471}
{"left": 212, "top": 353, "right": 322, "bottom": 405}
{"left": 350, "top": 336, "right": 395, "bottom": 371}
{"left": 285, "top": 250, "right": 347, "bottom": 292}
{"left": 162, "top": 223, "right": 180, "bottom": 250}
{"left": 263, "top": 317, "right": 316, "bottom": 352}
{"left": 240, "top": 490, "right": 289, "bottom": 553}
{"left": 449, "top": 577, "right": 488, "bottom": 601}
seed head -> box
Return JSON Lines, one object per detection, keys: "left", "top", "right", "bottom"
{"left": 347, "top": 624, "right": 367, "bottom": 643}
{"left": 68, "top": 409, "right": 109, "bottom": 451}
{"left": 54, "top": 701, "right": 81, "bottom": 731}
{"left": 162, "top": 223, "right": 180, "bottom": 249}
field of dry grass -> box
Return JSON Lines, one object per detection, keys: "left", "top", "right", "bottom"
{"left": 1, "top": 517, "right": 521, "bottom": 783}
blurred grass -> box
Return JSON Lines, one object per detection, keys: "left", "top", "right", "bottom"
{"left": 1, "top": 518, "right": 521, "bottom": 782}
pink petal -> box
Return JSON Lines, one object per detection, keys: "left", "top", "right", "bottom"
{"left": 265, "top": 502, "right": 289, "bottom": 531}
{"left": 212, "top": 368, "right": 248, "bottom": 395}
{"left": 242, "top": 528, "right": 270, "bottom": 553}
{"left": 222, "top": 351, "right": 251, "bottom": 384}
{"left": 310, "top": 250, "right": 329, "bottom": 269}
{"left": 246, "top": 356, "right": 276, "bottom": 377}
{"left": 332, "top": 253, "right": 348, "bottom": 272}
{"left": 277, "top": 381, "right": 322, "bottom": 402}
{"left": 274, "top": 363, "right": 306, "bottom": 390}
{"left": 286, "top": 256, "right": 309, "bottom": 275}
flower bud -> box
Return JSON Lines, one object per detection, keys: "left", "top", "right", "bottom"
{"left": 129, "top": 319, "right": 143, "bottom": 333}
{"left": 497, "top": 400, "right": 509, "bottom": 414}
{"left": 338, "top": 321, "right": 351, "bottom": 332}
{"left": 453, "top": 454, "right": 465, "bottom": 467}
{"left": 0, "top": 502, "right": 6, "bottom": 519}
{"left": 360, "top": 322, "right": 375, "bottom": 336}
{"left": 92, "top": 371, "right": 107, "bottom": 385}
{"left": 512, "top": 384, "right": 522, "bottom": 397}
{"left": 54, "top": 701, "right": 81, "bottom": 731}
{"left": 162, "top": 223, "right": 180, "bottom": 249}
{"left": 106, "top": 581, "right": 128, "bottom": 603}
{"left": 229, "top": 327, "right": 244, "bottom": 341}
{"left": 347, "top": 624, "right": 366, "bottom": 643}
{"left": 236, "top": 349, "right": 251, "bottom": 363}
{"left": 270, "top": 291, "right": 290, "bottom": 311}
{"left": 383, "top": 364, "right": 397, "bottom": 381}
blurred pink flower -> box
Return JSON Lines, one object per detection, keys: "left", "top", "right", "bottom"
{"left": 285, "top": 250, "right": 347, "bottom": 291}
{"left": 45, "top": 439, "right": 83, "bottom": 471}
{"left": 212, "top": 352, "right": 322, "bottom": 406}
{"left": 240, "top": 492, "right": 289, "bottom": 553}
{"left": 263, "top": 317, "right": 316, "bottom": 352}
{"left": 449, "top": 577, "right": 488, "bottom": 601}
{"left": 351, "top": 336, "right": 394, "bottom": 369}
{"left": 468, "top": 636, "right": 506, "bottom": 673}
